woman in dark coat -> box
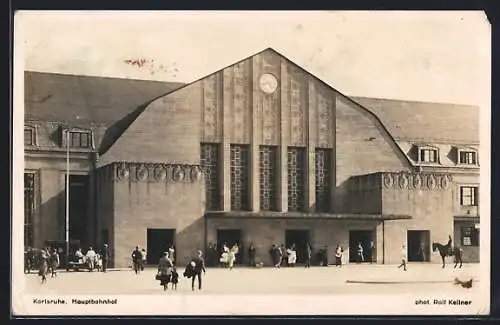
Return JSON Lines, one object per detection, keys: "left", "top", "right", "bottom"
{"left": 38, "top": 250, "right": 49, "bottom": 284}
{"left": 157, "top": 252, "right": 173, "bottom": 291}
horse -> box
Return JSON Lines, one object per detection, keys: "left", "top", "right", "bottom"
{"left": 432, "top": 235, "right": 463, "bottom": 269}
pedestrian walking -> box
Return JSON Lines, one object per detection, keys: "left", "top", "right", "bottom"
{"left": 305, "top": 243, "right": 312, "bottom": 268}
{"left": 50, "top": 248, "right": 59, "bottom": 277}
{"left": 86, "top": 246, "right": 96, "bottom": 271}
{"left": 398, "top": 245, "right": 407, "bottom": 271}
{"left": 190, "top": 250, "right": 206, "bottom": 291}
{"left": 131, "top": 246, "right": 143, "bottom": 274}
{"left": 335, "top": 244, "right": 343, "bottom": 267}
{"left": 38, "top": 250, "right": 49, "bottom": 284}
{"left": 370, "top": 241, "right": 376, "bottom": 264}
{"left": 287, "top": 244, "right": 297, "bottom": 267}
{"left": 156, "top": 252, "right": 173, "bottom": 291}
{"left": 248, "top": 243, "right": 256, "bottom": 267}
{"left": 102, "top": 244, "right": 110, "bottom": 272}
{"left": 357, "top": 242, "right": 364, "bottom": 263}
{"left": 141, "top": 248, "right": 147, "bottom": 271}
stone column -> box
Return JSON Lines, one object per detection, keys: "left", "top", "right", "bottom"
{"left": 222, "top": 70, "right": 232, "bottom": 211}
{"left": 307, "top": 78, "right": 316, "bottom": 212}
{"left": 279, "top": 59, "right": 289, "bottom": 212}
{"left": 251, "top": 56, "right": 261, "bottom": 212}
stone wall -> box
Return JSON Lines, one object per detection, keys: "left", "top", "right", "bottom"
{"left": 111, "top": 162, "right": 205, "bottom": 268}
{"left": 380, "top": 172, "right": 454, "bottom": 264}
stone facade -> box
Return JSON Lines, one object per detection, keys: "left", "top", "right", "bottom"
{"left": 23, "top": 49, "right": 480, "bottom": 267}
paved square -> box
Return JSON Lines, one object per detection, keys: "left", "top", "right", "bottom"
{"left": 22, "top": 263, "right": 481, "bottom": 295}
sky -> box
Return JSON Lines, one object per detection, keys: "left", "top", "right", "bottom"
{"left": 15, "top": 11, "right": 490, "bottom": 106}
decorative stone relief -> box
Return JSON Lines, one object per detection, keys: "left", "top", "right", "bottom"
{"left": 191, "top": 166, "right": 203, "bottom": 182}
{"left": 440, "top": 174, "right": 451, "bottom": 190}
{"left": 113, "top": 162, "right": 203, "bottom": 183}
{"left": 172, "top": 166, "right": 185, "bottom": 183}
{"left": 116, "top": 163, "right": 130, "bottom": 181}
{"left": 383, "top": 173, "right": 393, "bottom": 188}
{"left": 398, "top": 173, "right": 409, "bottom": 189}
{"left": 381, "top": 172, "right": 452, "bottom": 191}
{"left": 202, "top": 75, "right": 219, "bottom": 142}
{"left": 427, "top": 174, "right": 437, "bottom": 190}
{"left": 136, "top": 164, "right": 149, "bottom": 181}
{"left": 290, "top": 78, "right": 305, "bottom": 146}
{"left": 317, "top": 93, "right": 332, "bottom": 147}
{"left": 232, "top": 62, "right": 249, "bottom": 143}
{"left": 154, "top": 165, "right": 167, "bottom": 181}
{"left": 262, "top": 94, "right": 278, "bottom": 145}
{"left": 413, "top": 174, "right": 422, "bottom": 189}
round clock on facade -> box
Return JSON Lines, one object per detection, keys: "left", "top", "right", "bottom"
{"left": 259, "top": 73, "right": 278, "bottom": 94}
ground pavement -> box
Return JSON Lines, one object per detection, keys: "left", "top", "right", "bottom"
{"left": 22, "top": 263, "right": 480, "bottom": 296}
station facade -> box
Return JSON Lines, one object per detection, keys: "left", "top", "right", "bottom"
{"left": 24, "top": 49, "right": 480, "bottom": 268}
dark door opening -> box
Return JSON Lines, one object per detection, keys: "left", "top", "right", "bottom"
{"left": 349, "top": 230, "right": 374, "bottom": 263}
{"left": 147, "top": 228, "right": 176, "bottom": 265}
{"left": 407, "top": 230, "right": 430, "bottom": 262}
{"left": 66, "top": 175, "right": 89, "bottom": 249}
{"left": 217, "top": 229, "right": 242, "bottom": 256}
{"left": 285, "top": 229, "right": 310, "bottom": 264}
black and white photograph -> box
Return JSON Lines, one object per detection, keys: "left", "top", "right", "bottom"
{"left": 12, "top": 10, "right": 490, "bottom": 316}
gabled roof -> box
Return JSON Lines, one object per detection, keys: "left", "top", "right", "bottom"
{"left": 24, "top": 71, "right": 184, "bottom": 152}
{"left": 25, "top": 71, "right": 184, "bottom": 124}
{"left": 351, "top": 96, "right": 479, "bottom": 144}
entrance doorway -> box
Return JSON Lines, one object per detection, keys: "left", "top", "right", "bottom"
{"left": 146, "top": 228, "right": 175, "bottom": 265}
{"left": 217, "top": 229, "right": 242, "bottom": 255}
{"left": 285, "top": 229, "right": 310, "bottom": 264}
{"left": 407, "top": 230, "right": 430, "bottom": 262}
{"left": 66, "top": 175, "right": 89, "bottom": 248}
{"left": 349, "top": 230, "right": 375, "bottom": 263}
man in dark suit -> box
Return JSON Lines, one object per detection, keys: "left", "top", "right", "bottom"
{"left": 131, "top": 246, "right": 143, "bottom": 274}
{"left": 190, "top": 250, "right": 206, "bottom": 291}
{"left": 102, "top": 244, "right": 110, "bottom": 272}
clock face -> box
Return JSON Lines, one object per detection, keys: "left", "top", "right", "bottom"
{"left": 259, "top": 73, "right": 278, "bottom": 94}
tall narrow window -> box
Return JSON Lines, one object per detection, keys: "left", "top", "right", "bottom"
{"left": 24, "top": 173, "right": 35, "bottom": 248}
{"left": 24, "top": 127, "right": 34, "bottom": 146}
{"left": 461, "top": 226, "right": 479, "bottom": 246}
{"left": 230, "top": 145, "right": 250, "bottom": 211}
{"left": 315, "top": 148, "right": 332, "bottom": 212}
{"left": 260, "top": 146, "right": 278, "bottom": 211}
{"left": 288, "top": 147, "right": 306, "bottom": 212}
{"left": 201, "top": 143, "right": 221, "bottom": 211}
{"left": 460, "top": 186, "right": 478, "bottom": 206}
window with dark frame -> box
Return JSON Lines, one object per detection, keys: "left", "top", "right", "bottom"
{"left": 69, "top": 131, "right": 91, "bottom": 148}
{"left": 200, "top": 143, "right": 221, "bottom": 211}
{"left": 259, "top": 145, "right": 278, "bottom": 211}
{"left": 24, "top": 127, "right": 34, "bottom": 146}
{"left": 287, "top": 147, "right": 306, "bottom": 212}
{"left": 419, "top": 148, "right": 438, "bottom": 163}
{"left": 461, "top": 226, "right": 479, "bottom": 246}
{"left": 230, "top": 144, "right": 250, "bottom": 211}
{"left": 460, "top": 186, "right": 478, "bottom": 206}
{"left": 459, "top": 151, "right": 477, "bottom": 165}
{"left": 315, "top": 148, "right": 332, "bottom": 213}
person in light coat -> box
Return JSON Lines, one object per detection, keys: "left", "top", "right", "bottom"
{"left": 287, "top": 244, "right": 297, "bottom": 267}
{"left": 86, "top": 247, "right": 97, "bottom": 271}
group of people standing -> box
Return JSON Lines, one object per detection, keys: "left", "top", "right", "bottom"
{"left": 269, "top": 243, "right": 303, "bottom": 268}
{"left": 36, "top": 247, "right": 60, "bottom": 283}
{"left": 155, "top": 248, "right": 206, "bottom": 292}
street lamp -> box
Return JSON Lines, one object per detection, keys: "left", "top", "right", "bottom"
{"left": 65, "top": 129, "right": 70, "bottom": 269}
